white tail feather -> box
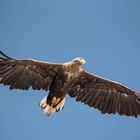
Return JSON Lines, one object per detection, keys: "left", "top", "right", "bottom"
{"left": 40, "top": 96, "right": 47, "bottom": 109}
{"left": 40, "top": 95, "right": 65, "bottom": 116}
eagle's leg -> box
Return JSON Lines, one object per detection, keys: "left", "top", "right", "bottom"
{"left": 40, "top": 95, "right": 65, "bottom": 116}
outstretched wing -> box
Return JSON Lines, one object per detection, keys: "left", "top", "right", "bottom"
{"left": 0, "top": 51, "right": 63, "bottom": 91}
{"left": 69, "top": 71, "right": 140, "bottom": 117}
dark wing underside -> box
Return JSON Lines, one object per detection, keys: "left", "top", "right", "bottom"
{"left": 69, "top": 71, "right": 140, "bottom": 117}
{"left": 0, "top": 51, "right": 63, "bottom": 91}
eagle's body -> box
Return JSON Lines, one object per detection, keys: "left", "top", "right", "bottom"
{"left": 41, "top": 59, "right": 85, "bottom": 115}
{"left": 0, "top": 51, "right": 140, "bottom": 117}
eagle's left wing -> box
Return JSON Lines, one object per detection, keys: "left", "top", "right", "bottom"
{"left": 68, "top": 71, "right": 140, "bottom": 117}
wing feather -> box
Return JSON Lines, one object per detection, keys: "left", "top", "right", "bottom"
{"left": 98, "top": 92, "right": 107, "bottom": 112}
{"left": 0, "top": 51, "right": 62, "bottom": 91}
{"left": 69, "top": 71, "right": 140, "bottom": 117}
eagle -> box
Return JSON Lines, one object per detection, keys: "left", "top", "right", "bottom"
{"left": 0, "top": 51, "right": 140, "bottom": 117}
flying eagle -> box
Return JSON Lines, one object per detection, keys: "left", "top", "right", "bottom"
{"left": 0, "top": 51, "right": 140, "bottom": 117}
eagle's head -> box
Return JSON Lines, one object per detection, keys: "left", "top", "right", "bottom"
{"left": 73, "top": 57, "right": 86, "bottom": 65}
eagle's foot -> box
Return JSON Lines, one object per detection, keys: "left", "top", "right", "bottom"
{"left": 40, "top": 95, "right": 65, "bottom": 116}
{"left": 55, "top": 98, "right": 65, "bottom": 112}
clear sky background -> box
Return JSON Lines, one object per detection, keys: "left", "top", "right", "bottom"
{"left": 0, "top": 0, "right": 140, "bottom": 140}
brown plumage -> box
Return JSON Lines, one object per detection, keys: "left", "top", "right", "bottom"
{"left": 0, "top": 51, "right": 140, "bottom": 117}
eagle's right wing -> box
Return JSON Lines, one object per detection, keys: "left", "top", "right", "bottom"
{"left": 0, "top": 51, "right": 63, "bottom": 91}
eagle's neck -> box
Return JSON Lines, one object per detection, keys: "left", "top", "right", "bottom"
{"left": 63, "top": 62, "right": 83, "bottom": 77}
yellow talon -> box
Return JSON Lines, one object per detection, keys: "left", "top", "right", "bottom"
{"left": 51, "top": 97, "right": 60, "bottom": 106}
{"left": 51, "top": 97, "right": 57, "bottom": 104}
{"left": 56, "top": 98, "right": 60, "bottom": 104}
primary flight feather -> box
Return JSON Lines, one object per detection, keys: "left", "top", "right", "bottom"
{"left": 0, "top": 51, "right": 140, "bottom": 117}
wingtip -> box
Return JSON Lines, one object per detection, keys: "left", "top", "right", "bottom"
{"left": 0, "top": 51, "right": 12, "bottom": 59}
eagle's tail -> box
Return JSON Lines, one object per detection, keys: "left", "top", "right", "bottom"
{"left": 40, "top": 95, "right": 65, "bottom": 116}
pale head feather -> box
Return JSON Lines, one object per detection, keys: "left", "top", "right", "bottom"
{"left": 72, "top": 57, "right": 86, "bottom": 65}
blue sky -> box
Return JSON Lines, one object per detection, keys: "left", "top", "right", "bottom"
{"left": 0, "top": 0, "right": 140, "bottom": 140}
